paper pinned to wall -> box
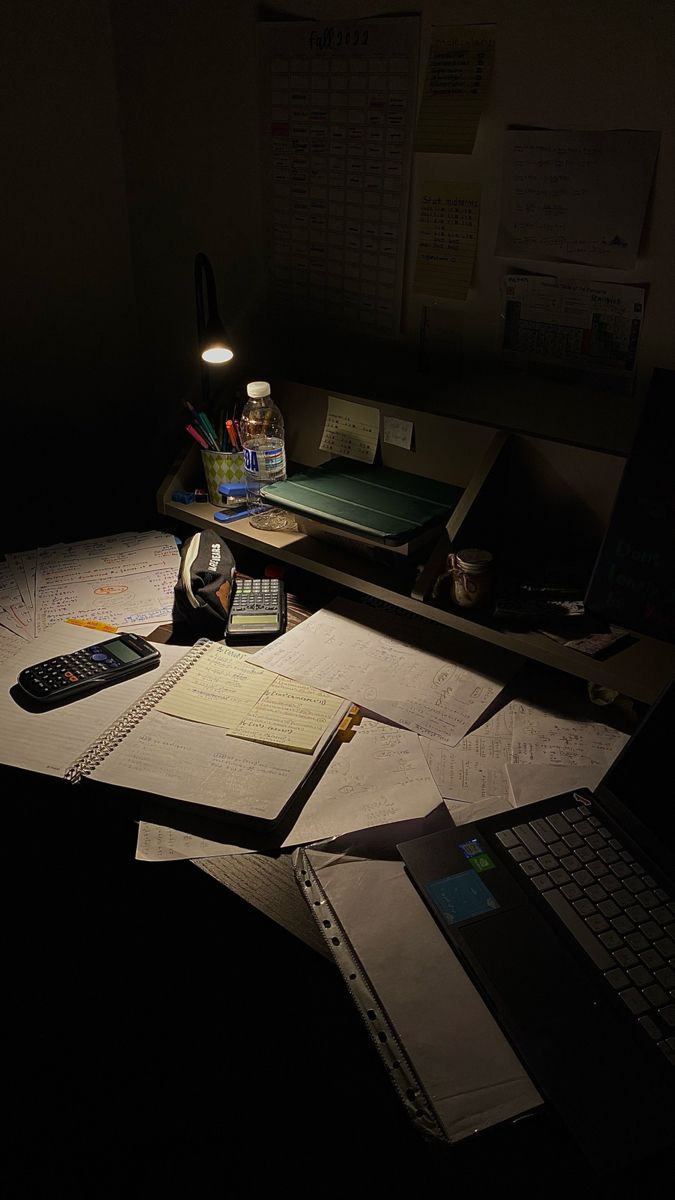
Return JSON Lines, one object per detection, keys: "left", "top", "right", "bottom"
{"left": 496, "top": 128, "right": 660, "bottom": 268}
{"left": 319, "top": 395, "right": 380, "bottom": 463}
{"left": 414, "top": 24, "right": 495, "bottom": 154}
{"left": 412, "top": 182, "right": 480, "bottom": 300}
{"left": 502, "top": 273, "right": 645, "bottom": 394}
{"left": 383, "top": 416, "right": 414, "bottom": 450}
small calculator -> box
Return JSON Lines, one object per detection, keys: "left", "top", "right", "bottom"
{"left": 16, "top": 633, "right": 161, "bottom": 706}
{"left": 226, "top": 578, "right": 287, "bottom": 641}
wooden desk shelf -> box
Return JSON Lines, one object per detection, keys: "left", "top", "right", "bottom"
{"left": 157, "top": 385, "right": 675, "bottom": 706}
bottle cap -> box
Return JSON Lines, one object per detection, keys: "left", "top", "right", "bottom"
{"left": 246, "top": 381, "right": 271, "bottom": 398}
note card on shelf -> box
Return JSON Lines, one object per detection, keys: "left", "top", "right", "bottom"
{"left": 319, "top": 396, "right": 380, "bottom": 464}
{"left": 383, "top": 417, "right": 414, "bottom": 450}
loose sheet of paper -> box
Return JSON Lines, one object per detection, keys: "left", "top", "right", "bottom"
{"left": 506, "top": 762, "right": 606, "bottom": 809}
{"left": 230, "top": 676, "right": 344, "bottom": 754}
{"left": 510, "top": 702, "right": 629, "bottom": 767}
{"left": 421, "top": 705, "right": 514, "bottom": 806}
{"left": 496, "top": 129, "right": 660, "bottom": 268}
{"left": 502, "top": 273, "right": 645, "bottom": 394}
{"left": 412, "top": 182, "right": 480, "bottom": 300}
{"left": 156, "top": 642, "right": 342, "bottom": 753}
{"left": 319, "top": 396, "right": 380, "bottom": 464}
{"left": 251, "top": 596, "right": 518, "bottom": 747}
{"left": 156, "top": 643, "right": 271, "bottom": 728}
{"left": 135, "top": 819, "right": 251, "bottom": 862}
{"left": 282, "top": 718, "right": 442, "bottom": 847}
{"left": 34, "top": 531, "right": 181, "bottom": 635}
{"left": 414, "top": 25, "right": 495, "bottom": 154}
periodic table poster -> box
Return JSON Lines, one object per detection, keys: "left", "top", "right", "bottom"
{"left": 260, "top": 17, "right": 420, "bottom": 337}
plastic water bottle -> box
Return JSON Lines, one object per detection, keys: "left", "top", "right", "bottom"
{"left": 240, "top": 381, "right": 294, "bottom": 531}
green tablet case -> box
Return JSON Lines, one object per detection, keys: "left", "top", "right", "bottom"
{"left": 261, "top": 459, "right": 462, "bottom": 546}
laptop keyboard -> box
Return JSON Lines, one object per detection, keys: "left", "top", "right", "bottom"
{"left": 495, "top": 804, "right": 675, "bottom": 1068}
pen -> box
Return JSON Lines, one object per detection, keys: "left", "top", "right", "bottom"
{"left": 233, "top": 419, "right": 243, "bottom": 448}
{"left": 185, "top": 423, "right": 210, "bottom": 450}
{"left": 198, "top": 411, "right": 220, "bottom": 450}
{"left": 225, "top": 419, "right": 240, "bottom": 451}
{"left": 184, "top": 402, "right": 218, "bottom": 449}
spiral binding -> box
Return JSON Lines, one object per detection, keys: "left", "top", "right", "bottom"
{"left": 293, "top": 847, "right": 446, "bottom": 1142}
{"left": 64, "top": 638, "right": 213, "bottom": 784}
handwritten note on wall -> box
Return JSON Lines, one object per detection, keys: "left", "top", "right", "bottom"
{"left": 319, "top": 395, "right": 380, "bottom": 463}
{"left": 412, "top": 182, "right": 480, "bottom": 300}
{"left": 414, "top": 25, "right": 495, "bottom": 154}
{"left": 496, "top": 129, "right": 660, "bottom": 268}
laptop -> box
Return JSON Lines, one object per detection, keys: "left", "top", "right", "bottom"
{"left": 398, "top": 680, "right": 675, "bottom": 1169}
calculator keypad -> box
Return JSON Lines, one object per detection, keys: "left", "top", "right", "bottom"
{"left": 232, "top": 579, "right": 280, "bottom": 615}
{"left": 20, "top": 648, "right": 115, "bottom": 696}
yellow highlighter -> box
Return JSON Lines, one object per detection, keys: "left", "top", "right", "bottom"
{"left": 66, "top": 619, "right": 119, "bottom": 633}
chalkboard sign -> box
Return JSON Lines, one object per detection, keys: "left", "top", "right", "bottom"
{"left": 585, "top": 368, "right": 675, "bottom": 642}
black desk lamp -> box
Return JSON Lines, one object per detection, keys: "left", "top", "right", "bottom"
{"left": 194, "top": 252, "right": 234, "bottom": 409}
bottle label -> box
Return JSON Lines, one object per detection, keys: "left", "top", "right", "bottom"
{"left": 244, "top": 443, "right": 286, "bottom": 480}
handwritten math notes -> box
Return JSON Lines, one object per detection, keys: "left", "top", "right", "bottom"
{"left": 283, "top": 718, "right": 442, "bottom": 847}
{"left": 415, "top": 25, "right": 495, "bottom": 155}
{"left": 252, "top": 597, "right": 518, "bottom": 747}
{"left": 497, "top": 129, "right": 660, "bottom": 268}
{"left": 319, "top": 395, "right": 380, "bottom": 463}
{"left": 156, "top": 642, "right": 343, "bottom": 753}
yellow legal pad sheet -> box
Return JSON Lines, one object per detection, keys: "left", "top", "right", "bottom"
{"left": 155, "top": 642, "right": 344, "bottom": 753}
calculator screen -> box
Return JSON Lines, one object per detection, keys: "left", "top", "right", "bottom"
{"left": 102, "top": 638, "right": 144, "bottom": 663}
{"left": 230, "top": 615, "right": 274, "bottom": 626}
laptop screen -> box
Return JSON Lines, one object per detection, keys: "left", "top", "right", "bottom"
{"left": 602, "top": 679, "right": 675, "bottom": 877}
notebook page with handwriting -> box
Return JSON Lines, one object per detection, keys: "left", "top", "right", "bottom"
{"left": 0, "top": 625, "right": 186, "bottom": 778}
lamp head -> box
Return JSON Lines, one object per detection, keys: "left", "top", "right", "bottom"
{"left": 195, "top": 252, "right": 234, "bottom": 365}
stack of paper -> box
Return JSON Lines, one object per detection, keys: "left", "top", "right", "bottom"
{"left": 0, "top": 531, "right": 180, "bottom": 659}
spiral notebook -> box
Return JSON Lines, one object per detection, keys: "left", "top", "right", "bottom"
{"left": 1, "top": 625, "right": 349, "bottom": 829}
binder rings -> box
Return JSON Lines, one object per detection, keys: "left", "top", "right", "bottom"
{"left": 293, "top": 813, "right": 541, "bottom": 1144}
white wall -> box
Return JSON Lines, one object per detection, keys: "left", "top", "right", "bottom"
{"left": 109, "top": 0, "right": 674, "bottom": 455}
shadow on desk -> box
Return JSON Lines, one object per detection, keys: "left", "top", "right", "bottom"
{"left": 3, "top": 768, "right": 672, "bottom": 1197}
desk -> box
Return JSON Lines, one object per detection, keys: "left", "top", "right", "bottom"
{"left": 4, "top": 556, "right": 672, "bottom": 1193}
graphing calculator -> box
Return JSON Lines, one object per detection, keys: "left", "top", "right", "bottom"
{"left": 16, "top": 632, "right": 161, "bottom": 706}
{"left": 226, "top": 578, "right": 287, "bottom": 642}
